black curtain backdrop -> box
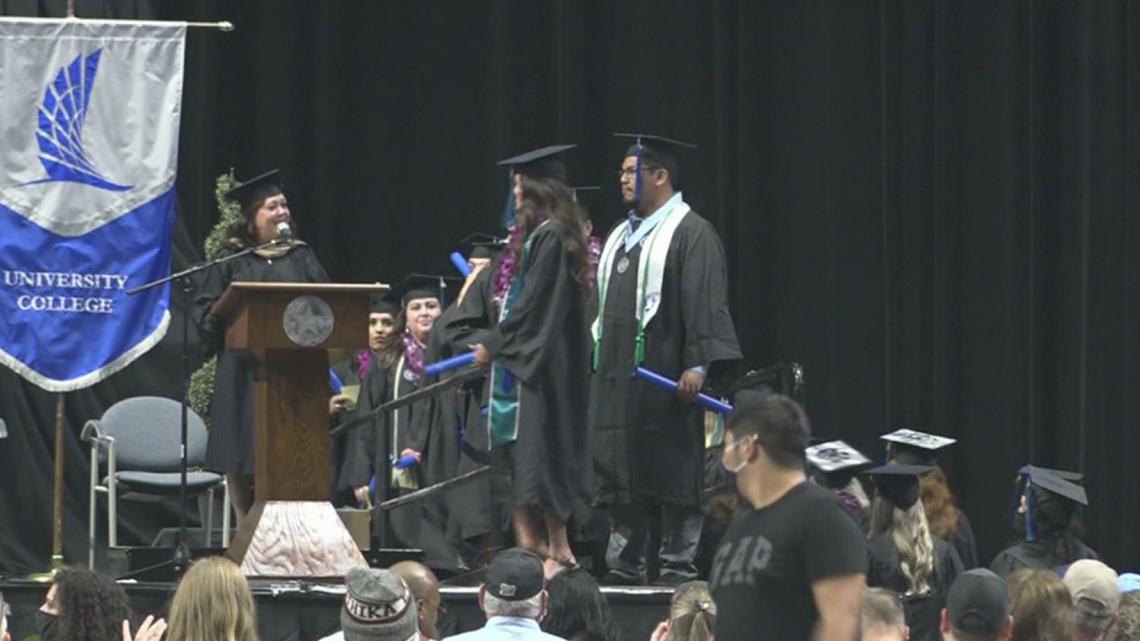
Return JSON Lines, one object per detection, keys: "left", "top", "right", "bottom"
{"left": 1, "top": 0, "right": 1137, "bottom": 575}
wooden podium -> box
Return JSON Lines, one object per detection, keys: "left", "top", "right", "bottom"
{"left": 213, "top": 282, "right": 386, "bottom": 578}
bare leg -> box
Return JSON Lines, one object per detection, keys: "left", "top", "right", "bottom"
{"left": 226, "top": 473, "right": 253, "bottom": 522}
{"left": 512, "top": 505, "right": 544, "bottom": 551}
{"left": 543, "top": 511, "right": 577, "bottom": 578}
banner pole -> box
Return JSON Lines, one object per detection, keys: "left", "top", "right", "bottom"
{"left": 52, "top": 392, "right": 66, "bottom": 568}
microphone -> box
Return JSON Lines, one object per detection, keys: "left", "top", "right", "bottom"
{"left": 276, "top": 221, "right": 293, "bottom": 243}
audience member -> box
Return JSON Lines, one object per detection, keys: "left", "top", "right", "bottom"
{"left": 655, "top": 581, "right": 716, "bottom": 641}
{"left": 1106, "top": 591, "right": 1140, "bottom": 641}
{"left": 390, "top": 561, "right": 443, "bottom": 641}
{"left": 541, "top": 569, "right": 621, "bottom": 641}
{"left": 861, "top": 588, "right": 909, "bottom": 641}
{"left": 1005, "top": 569, "right": 1073, "bottom": 641}
{"left": 1064, "top": 560, "right": 1120, "bottom": 641}
{"left": 444, "top": 547, "right": 562, "bottom": 641}
{"left": 165, "top": 557, "right": 259, "bottom": 641}
{"left": 321, "top": 566, "right": 420, "bottom": 641}
{"left": 941, "top": 569, "right": 1012, "bottom": 641}
{"left": 38, "top": 567, "right": 132, "bottom": 641}
{"left": 710, "top": 392, "right": 866, "bottom": 641}
{"left": 991, "top": 466, "right": 1098, "bottom": 577}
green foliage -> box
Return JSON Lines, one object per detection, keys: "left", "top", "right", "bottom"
{"left": 187, "top": 170, "right": 241, "bottom": 427}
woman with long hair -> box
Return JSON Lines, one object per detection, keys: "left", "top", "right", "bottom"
{"left": 165, "top": 556, "right": 259, "bottom": 641}
{"left": 195, "top": 170, "right": 329, "bottom": 520}
{"left": 866, "top": 465, "right": 963, "bottom": 641}
{"left": 36, "top": 568, "right": 132, "bottom": 641}
{"left": 541, "top": 569, "right": 622, "bottom": 641}
{"left": 472, "top": 167, "right": 593, "bottom": 578}
{"left": 1005, "top": 569, "right": 1074, "bottom": 641}
{"left": 918, "top": 468, "right": 978, "bottom": 568}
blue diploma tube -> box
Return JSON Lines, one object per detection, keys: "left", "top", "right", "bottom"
{"left": 329, "top": 368, "right": 344, "bottom": 394}
{"left": 635, "top": 366, "right": 733, "bottom": 414}
{"left": 424, "top": 351, "right": 477, "bottom": 377}
{"left": 450, "top": 252, "right": 472, "bottom": 277}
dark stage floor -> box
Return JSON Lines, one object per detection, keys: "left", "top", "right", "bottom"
{"left": 1, "top": 577, "right": 671, "bottom": 641}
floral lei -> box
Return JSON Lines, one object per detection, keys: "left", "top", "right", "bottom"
{"left": 401, "top": 330, "right": 426, "bottom": 381}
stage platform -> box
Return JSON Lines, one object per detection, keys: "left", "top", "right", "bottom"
{"left": 1, "top": 577, "right": 671, "bottom": 641}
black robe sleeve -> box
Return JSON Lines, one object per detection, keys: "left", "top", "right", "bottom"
{"left": 337, "top": 357, "right": 391, "bottom": 491}
{"left": 678, "top": 218, "right": 742, "bottom": 372}
{"left": 192, "top": 247, "right": 237, "bottom": 357}
{"left": 481, "top": 227, "right": 576, "bottom": 383}
{"left": 443, "top": 266, "right": 496, "bottom": 352}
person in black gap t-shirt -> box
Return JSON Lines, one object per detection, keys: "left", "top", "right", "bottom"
{"left": 711, "top": 393, "right": 866, "bottom": 641}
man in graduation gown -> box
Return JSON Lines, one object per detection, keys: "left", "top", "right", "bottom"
{"left": 591, "top": 133, "right": 742, "bottom": 585}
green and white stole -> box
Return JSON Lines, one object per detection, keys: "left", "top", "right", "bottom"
{"left": 488, "top": 221, "right": 549, "bottom": 446}
{"left": 592, "top": 202, "right": 691, "bottom": 369}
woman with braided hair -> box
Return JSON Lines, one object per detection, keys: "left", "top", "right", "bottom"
{"left": 865, "top": 464, "right": 963, "bottom": 641}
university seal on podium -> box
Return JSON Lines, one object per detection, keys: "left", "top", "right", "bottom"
{"left": 282, "top": 295, "right": 334, "bottom": 347}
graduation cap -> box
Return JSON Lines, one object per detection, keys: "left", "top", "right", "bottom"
{"left": 806, "top": 440, "right": 873, "bottom": 489}
{"left": 497, "top": 144, "right": 576, "bottom": 185}
{"left": 881, "top": 428, "right": 957, "bottom": 466}
{"left": 389, "top": 274, "right": 460, "bottom": 308}
{"left": 457, "top": 233, "right": 507, "bottom": 261}
{"left": 370, "top": 292, "right": 398, "bottom": 316}
{"left": 614, "top": 132, "right": 699, "bottom": 197}
{"left": 1015, "top": 465, "right": 1088, "bottom": 542}
{"left": 225, "top": 169, "right": 284, "bottom": 210}
{"left": 866, "top": 463, "right": 935, "bottom": 510}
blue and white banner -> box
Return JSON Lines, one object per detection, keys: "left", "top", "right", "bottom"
{"left": 0, "top": 18, "right": 186, "bottom": 391}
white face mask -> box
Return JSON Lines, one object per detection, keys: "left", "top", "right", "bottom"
{"left": 722, "top": 435, "right": 756, "bottom": 474}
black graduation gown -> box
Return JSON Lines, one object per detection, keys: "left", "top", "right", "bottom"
{"left": 590, "top": 211, "right": 742, "bottom": 508}
{"left": 338, "top": 351, "right": 458, "bottom": 570}
{"left": 481, "top": 223, "right": 591, "bottom": 522}
{"left": 411, "top": 306, "right": 463, "bottom": 534}
{"left": 867, "top": 534, "right": 964, "bottom": 641}
{"left": 990, "top": 537, "right": 1099, "bottom": 578}
{"left": 948, "top": 513, "right": 979, "bottom": 569}
{"left": 441, "top": 267, "right": 511, "bottom": 542}
{"left": 330, "top": 352, "right": 367, "bottom": 506}
{"left": 193, "top": 244, "right": 329, "bottom": 475}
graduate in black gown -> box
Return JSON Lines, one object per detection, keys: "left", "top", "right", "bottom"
{"left": 193, "top": 170, "right": 329, "bottom": 520}
{"left": 440, "top": 237, "right": 514, "bottom": 561}
{"left": 328, "top": 295, "right": 398, "bottom": 506}
{"left": 865, "top": 464, "right": 964, "bottom": 641}
{"left": 806, "top": 439, "right": 873, "bottom": 528}
{"left": 471, "top": 152, "right": 593, "bottom": 578}
{"left": 990, "top": 465, "right": 1099, "bottom": 578}
{"left": 883, "top": 429, "right": 980, "bottom": 569}
{"left": 338, "top": 275, "right": 459, "bottom": 570}
{"left": 590, "top": 133, "right": 742, "bottom": 585}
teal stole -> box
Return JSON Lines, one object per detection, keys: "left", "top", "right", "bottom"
{"left": 488, "top": 222, "right": 545, "bottom": 445}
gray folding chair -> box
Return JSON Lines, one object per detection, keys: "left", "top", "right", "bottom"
{"left": 81, "top": 396, "right": 230, "bottom": 568}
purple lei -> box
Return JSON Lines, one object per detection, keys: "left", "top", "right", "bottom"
{"left": 401, "top": 330, "right": 426, "bottom": 381}
{"left": 494, "top": 221, "right": 530, "bottom": 304}
{"left": 356, "top": 349, "right": 372, "bottom": 382}
{"left": 587, "top": 234, "right": 602, "bottom": 288}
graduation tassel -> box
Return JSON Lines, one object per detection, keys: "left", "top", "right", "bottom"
{"left": 633, "top": 135, "right": 643, "bottom": 203}
{"left": 592, "top": 339, "right": 601, "bottom": 372}
{"left": 502, "top": 173, "right": 517, "bottom": 228}
{"left": 634, "top": 327, "right": 646, "bottom": 366}
{"left": 1025, "top": 484, "right": 1037, "bottom": 542}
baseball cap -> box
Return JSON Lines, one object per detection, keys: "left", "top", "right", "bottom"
{"left": 341, "top": 567, "right": 420, "bottom": 641}
{"left": 1064, "top": 560, "right": 1121, "bottom": 615}
{"left": 484, "top": 547, "right": 544, "bottom": 601}
{"left": 947, "top": 569, "right": 1010, "bottom": 636}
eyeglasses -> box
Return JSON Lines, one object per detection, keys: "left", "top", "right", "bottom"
{"left": 617, "top": 165, "right": 662, "bottom": 179}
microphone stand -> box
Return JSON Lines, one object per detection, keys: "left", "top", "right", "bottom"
{"left": 119, "top": 238, "right": 283, "bottom": 580}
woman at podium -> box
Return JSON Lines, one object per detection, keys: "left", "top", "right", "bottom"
{"left": 193, "top": 170, "right": 329, "bottom": 520}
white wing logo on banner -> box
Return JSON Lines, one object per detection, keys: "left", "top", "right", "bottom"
{"left": 27, "top": 49, "right": 131, "bottom": 191}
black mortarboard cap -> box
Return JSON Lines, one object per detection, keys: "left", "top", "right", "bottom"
{"left": 225, "top": 169, "right": 284, "bottom": 210}
{"left": 881, "top": 428, "right": 957, "bottom": 466}
{"left": 866, "top": 463, "right": 934, "bottom": 510}
{"left": 614, "top": 132, "right": 698, "bottom": 194}
{"left": 389, "top": 274, "right": 459, "bottom": 308}
{"left": 497, "top": 144, "right": 576, "bottom": 185}
{"left": 483, "top": 547, "right": 544, "bottom": 601}
{"left": 1021, "top": 465, "right": 1088, "bottom": 506}
{"left": 1018, "top": 464, "right": 1084, "bottom": 484}
{"left": 370, "top": 292, "right": 398, "bottom": 315}
{"left": 457, "top": 233, "right": 507, "bottom": 260}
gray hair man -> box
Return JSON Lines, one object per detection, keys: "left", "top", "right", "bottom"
{"left": 444, "top": 548, "right": 562, "bottom": 641}
{"left": 1064, "top": 560, "right": 1120, "bottom": 641}
{"left": 862, "top": 588, "right": 909, "bottom": 641}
